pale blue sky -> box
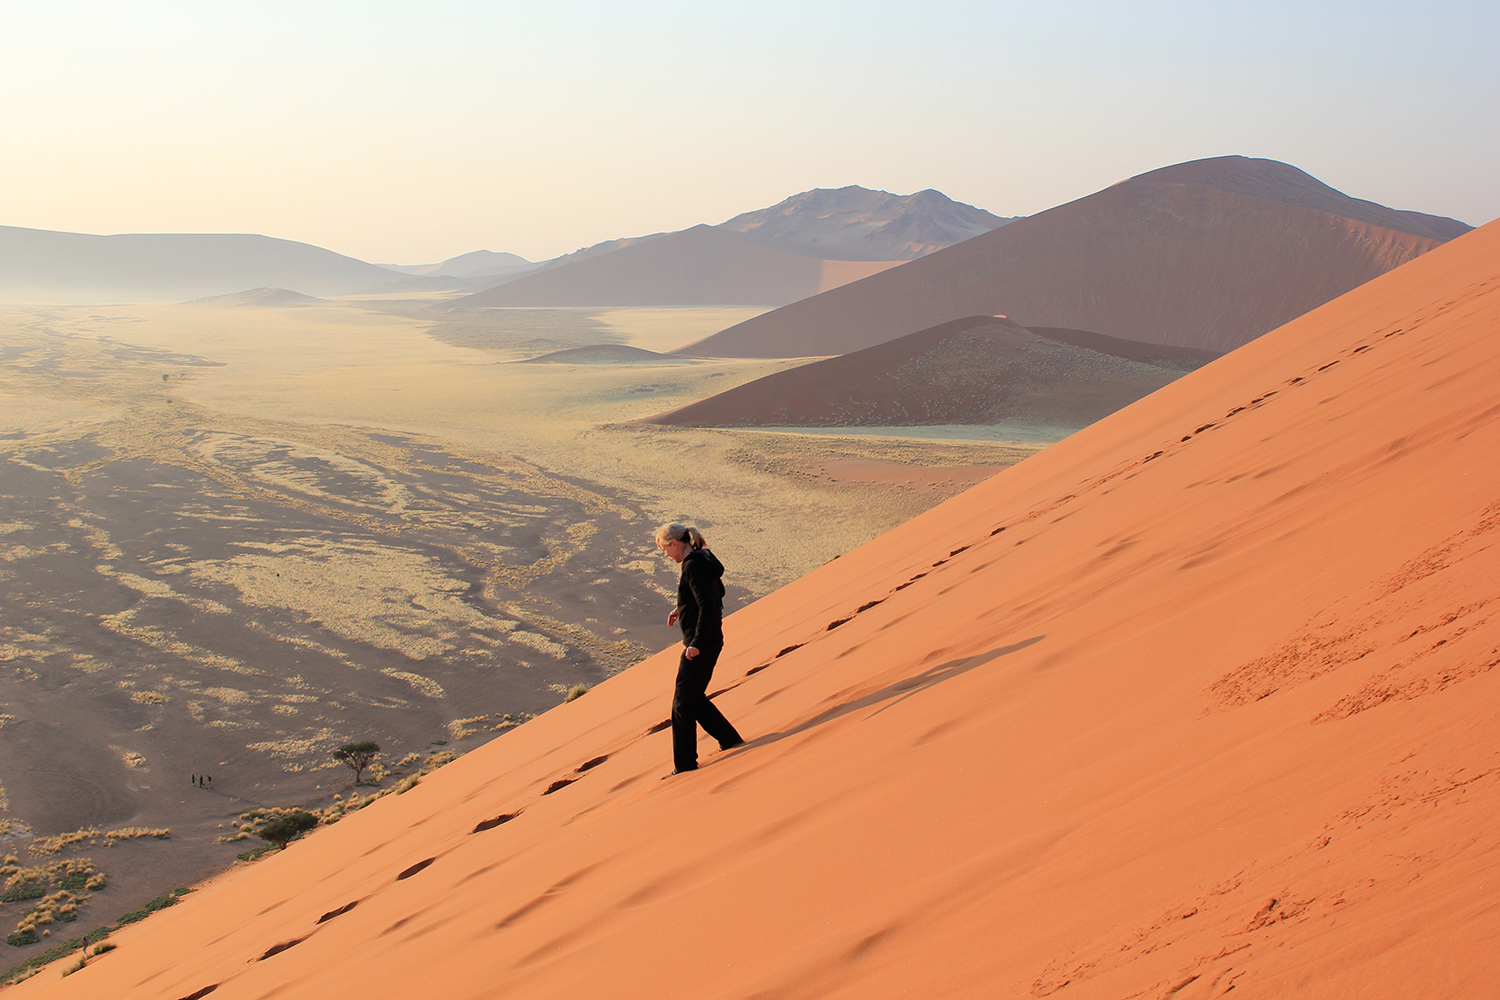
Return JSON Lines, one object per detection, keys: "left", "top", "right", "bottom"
{"left": 4, "top": 0, "right": 1495, "bottom": 262}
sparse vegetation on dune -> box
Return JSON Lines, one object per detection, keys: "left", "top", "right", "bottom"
{"left": 230, "top": 745, "right": 469, "bottom": 863}
{"left": 0, "top": 930, "right": 109, "bottom": 985}
{"left": 0, "top": 859, "right": 108, "bottom": 948}
{"left": 28, "top": 827, "right": 170, "bottom": 856}
{"left": 0, "top": 887, "right": 186, "bottom": 983}
{"left": 490, "top": 711, "right": 533, "bottom": 731}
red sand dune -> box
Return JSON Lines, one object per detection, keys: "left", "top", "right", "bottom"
{"left": 643, "top": 316, "right": 1219, "bottom": 429}
{"left": 449, "top": 224, "right": 902, "bottom": 308}
{"left": 17, "top": 222, "right": 1500, "bottom": 998}
{"left": 1135, "top": 157, "right": 1472, "bottom": 240}
{"left": 516, "top": 344, "right": 681, "bottom": 364}
{"left": 680, "top": 156, "right": 1467, "bottom": 358}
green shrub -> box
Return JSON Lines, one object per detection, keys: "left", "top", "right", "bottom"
{"left": 1, "top": 885, "right": 44, "bottom": 904}
{"left": 55, "top": 874, "right": 89, "bottom": 893}
{"left": 259, "top": 812, "right": 318, "bottom": 850}
{"left": 6, "top": 931, "right": 37, "bottom": 947}
{"left": 116, "top": 893, "right": 180, "bottom": 925}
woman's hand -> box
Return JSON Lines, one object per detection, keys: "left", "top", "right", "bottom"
{"left": 684, "top": 646, "right": 699, "bottom": 660}
{"left": 667, "top": 607, "right": 680, "bottom": 626}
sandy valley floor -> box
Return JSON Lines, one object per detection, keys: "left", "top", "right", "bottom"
{"left": 0, "top": 297, "right": 1051, "bottom": 942}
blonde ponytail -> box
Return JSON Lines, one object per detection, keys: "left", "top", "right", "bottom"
{"left": 655, "top": 522, "right": 706, "bottom": 550}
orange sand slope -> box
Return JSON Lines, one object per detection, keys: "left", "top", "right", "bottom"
{"left": 21, "top": 222, "right": 1500, "bottom": 999}
{"left": 681, "top": 156, "right": 1464, "bottom": 357}
{"left": 450, "top": 224, "right": 902, "bottom": 308}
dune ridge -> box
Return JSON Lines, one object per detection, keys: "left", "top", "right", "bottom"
{"left": 680, "top": 156, "right": 1461, "bottom": 358}
{"left": 13, "top": 221, "right": 1500, "bottom": 998}
{"left": 1134, "top": 156, "right": 1472, "bottom": 240}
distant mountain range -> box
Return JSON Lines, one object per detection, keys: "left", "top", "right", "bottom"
{"left": 0, "top": 164, "right": 1469, "bottom": 320}
{"left": 0, "top": 227, "right": 404, "bottom": 303}
{"left": 443, "top": 186, "right": 1012, "bottom": 308}
{"left": 0, "top": 185, "right": 1010, "bottom": 305}
{"left": 719, "top": 185, "right": 1017, "bottom": 260}
{"left": 678, "top": 157, "right": 1472, "bottom": 358}
{"left": 447, "top": 226, "right": 904, "bottom": 309}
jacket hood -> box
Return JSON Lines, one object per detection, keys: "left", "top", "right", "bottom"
{"left": 685, "top": 547, "right": 725, "bottom": 579}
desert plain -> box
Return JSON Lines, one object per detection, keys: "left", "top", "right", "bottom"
{"left": 0, "top": 295, "right": 1045, "bottom": 943}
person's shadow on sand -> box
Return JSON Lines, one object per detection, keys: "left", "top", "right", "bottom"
{"left": 718, "top": 635, "right": 1045, "bottom": 757}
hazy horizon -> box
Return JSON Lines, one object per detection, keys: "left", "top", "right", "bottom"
{"left": 6, "top": 0, "right": 1497, "bottom": 264}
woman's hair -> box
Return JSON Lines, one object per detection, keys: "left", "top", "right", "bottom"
{"left": 655, "top": 522, "right": 706, "bottom": 550}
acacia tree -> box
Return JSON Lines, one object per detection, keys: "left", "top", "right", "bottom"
{"left": 259, "top": 811, "right": 318, "bottom": 851}
{"left": 333, "top": 741, "right": 381, "bottom": 784}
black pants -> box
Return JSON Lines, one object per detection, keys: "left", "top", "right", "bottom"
{"left": 671, "top": 644, "right": 742, "bottom": 771}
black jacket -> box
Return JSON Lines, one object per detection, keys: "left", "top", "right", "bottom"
{"left": 677, "top": 548, "right": 726, "bottom": 649}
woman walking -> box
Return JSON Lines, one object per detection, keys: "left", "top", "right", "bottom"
{"left": 656, "top": 522, "right": 745, "bottom": 775}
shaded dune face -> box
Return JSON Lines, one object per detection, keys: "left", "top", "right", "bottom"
{"left": 642, "top": 316, "right": 1220, "bottom": 429}
{"left": 681, "top": 157, "right": 1457, "bottom": 359}
{"left": 17, "top": 223, "right": 1500, "bottom": 998}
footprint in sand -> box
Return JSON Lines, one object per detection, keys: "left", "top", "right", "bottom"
{"left": 471, "top": 813, "right": 518, "bottom": 834}
{"left": 396, "top": 857, "right": 436, "bottom": 880}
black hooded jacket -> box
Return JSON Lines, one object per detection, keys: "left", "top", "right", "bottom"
{"left": 676, "top": 547, "right": 726, "bottom": 650}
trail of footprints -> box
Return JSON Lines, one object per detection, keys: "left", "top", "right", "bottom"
{"left": 702, "top": 323, "right": 1420, "bottom": 687}
{"left": 172, "top": 328, "right": 1416, "bottom": 1000}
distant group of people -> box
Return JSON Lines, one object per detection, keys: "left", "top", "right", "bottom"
{"left": 191, "top": 774, "right": 212, "bottom": 787}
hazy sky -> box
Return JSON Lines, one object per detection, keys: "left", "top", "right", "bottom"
{"left": 5, "top": 0, "right": 1496, "bottom": 264}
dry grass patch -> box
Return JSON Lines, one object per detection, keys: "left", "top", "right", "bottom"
{"left": 29, "top": 828, "right": 169, "bottom": 856}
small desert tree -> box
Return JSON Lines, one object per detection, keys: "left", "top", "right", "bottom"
{"left": 259, "top": 811, "right": 317, "bottom": 851}
{"left": 333, "top": 741, "right": 381, "bottom": 784}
